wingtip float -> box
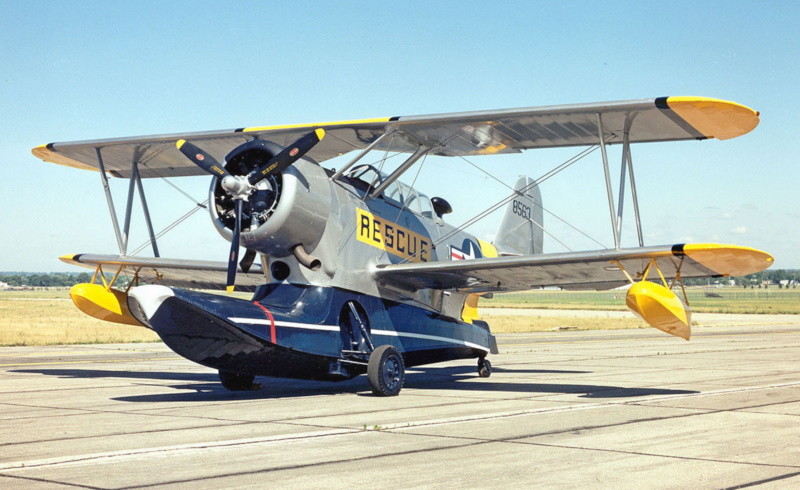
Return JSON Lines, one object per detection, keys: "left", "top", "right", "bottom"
{"left": 69, "top": 283, "right": 143, "bottom": 327}
{"left": 621, "top": 243, "right": 773, "bottom": 341}
{"left": 626, "top": 281, "right": 692, "bottom": 340}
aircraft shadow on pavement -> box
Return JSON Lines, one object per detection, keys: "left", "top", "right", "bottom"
{"left": 13, "top": 368, "right": 213, "bottom": 382}
{"left": 14, "top": 365, "right": 697, "bottom": 402}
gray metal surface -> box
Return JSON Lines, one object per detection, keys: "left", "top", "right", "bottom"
{"left": 373, "top": 245, "right": 718, "bottom": 293}
{"left": 33, "top": 98, "right": 704, "bottom": 179}
{"left": 60, "top": 254, "right": 266, "bottom": 292}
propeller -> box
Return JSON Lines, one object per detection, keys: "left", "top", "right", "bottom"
{"left": 247, "top": 129, "right": 325, "bottom": 186}
{"left": 239, "top": 248, "right": 257, "bottom": 273}
{"left": 176, "top": 129, "right": 325, "bottom": 293}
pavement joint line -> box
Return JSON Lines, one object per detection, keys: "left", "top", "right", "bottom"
{"left": 509, "top": 439, "right": 800, "bottom": 471}
{"left": 0, "top": 428, "right": 363, "bottom": 473}
{"left": 373, "top": 381, "right": 800, "bottom": 432}
{"left": 0, "top": 357, "right": 172, "bottom": 367}
{"left": 0, "top": 401, "right": 293, "bottom": 425}
{"left": 500, "top": 330, "right": 800, "bottom": 347}
{"left": 0, "top": 472, "right": 102, "bottom": 490}
{"left": 0, "top": 350, "right": 170, "bottom": 357}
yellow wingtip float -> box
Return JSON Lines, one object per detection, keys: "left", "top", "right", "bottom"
{"left": 618, "top": 244, "right": 773, "bottom": 341}
{"left": 69, "top": 283, "right": 142, "bottom": 327}
{"left": 626, "top": 281, "right": 691, "bottom": 341}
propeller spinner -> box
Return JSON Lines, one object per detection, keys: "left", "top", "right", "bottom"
{"left": 176, "top": 129, "right": 325, "bottom": 292}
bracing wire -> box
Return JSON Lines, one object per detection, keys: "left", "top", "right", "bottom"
{"left": 129, "top": 200, "right": 209, "bottom": 256}
{"left": 430, "top": 145, "right": 601, "bottom": 251}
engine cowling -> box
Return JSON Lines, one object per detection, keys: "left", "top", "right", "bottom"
{"left": 208, "top": 140, "right": 331, "bottom": 257}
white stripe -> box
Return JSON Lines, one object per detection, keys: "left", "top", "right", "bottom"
{"left": 228, "top": 318, "right": 489, "bottom": 352}
{"left": 372, "top": 329, "right": 489, "bottom": 352}
{"left": 228, "top": 318, "right": 340, "bottom": 332}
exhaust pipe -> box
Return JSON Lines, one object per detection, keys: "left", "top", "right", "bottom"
{"left": 291, "top": 244, "right": 321, "bottom": 271}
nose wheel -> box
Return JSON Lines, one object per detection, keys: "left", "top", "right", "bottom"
{"left": 367, "top": 345, "right": 405, "bottom": 396}
{"left": 478, "top": 357, "right": 492, "bottom": 378}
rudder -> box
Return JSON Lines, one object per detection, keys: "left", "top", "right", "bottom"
{"left": 493, "top": 176, "right": 543, "bottom": 256}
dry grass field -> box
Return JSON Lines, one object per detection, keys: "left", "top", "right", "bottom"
{"left": 1, "top": 286, "right": 795, "bottom": 346}
{"left": 479, "top": 313, "right": 647, "bottom": 333}
{"left": 0, "top": 291, "right": 159, "bottom": 346}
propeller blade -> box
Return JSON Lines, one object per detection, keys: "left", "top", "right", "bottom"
{"left": 239, "top": 248, "right": 257, "bottom": 273}
{"left": 176, "top": 140, "right": 230, "bottom": 178}
{"left": 226, "top": 199, "right": 244, "bottom": 293}
{"left": 248, "top": 129, "right": 325, "bottom": 185}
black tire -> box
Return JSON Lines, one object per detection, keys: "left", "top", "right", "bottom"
{"left": 478, "top": 358, "right": 492, "bottom": 378}
{"left": 219, "top": 370, "right": 257, "bottom": 391}
{"left": 367, "top": 345, "right": 405, "bottom": 396}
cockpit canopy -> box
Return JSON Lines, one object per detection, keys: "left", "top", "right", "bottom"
{"left": 346, "top": 164, "right": 436, "bottom": 218}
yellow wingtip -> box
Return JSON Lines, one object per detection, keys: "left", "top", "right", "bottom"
{"left": 664, "top": 97, "right": 760, "bottom": 140}
{"left": 683, "top": 244, "right": 774, "bottom": 277}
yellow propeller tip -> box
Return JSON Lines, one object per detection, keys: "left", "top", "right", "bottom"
{"left": 226, "top": 285, "right": 234, "bottom": 294}
{"left": 176, "top": 139, "right": 186, "bottom": 149}
{"left": 315, "top": 128, "right": 325, "bottom": 140}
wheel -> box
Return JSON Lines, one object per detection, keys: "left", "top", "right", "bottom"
{"left": 219, "top": 370, "right": 258, "bottom": 391}
{"left": 478, "top": 358, "right": 492, "bottom": 378}
{"left": 367, "top": 345, "right": 405, "bottom": 396}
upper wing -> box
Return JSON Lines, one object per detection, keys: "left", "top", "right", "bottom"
{"left": 373, "top": 244, "right": 774, "bottom": 293}
{"left": 32, "top": 96, "right": 759, "bottom": 178}
{"left": 60, "top": 254, "right": 266, "bottom": 292}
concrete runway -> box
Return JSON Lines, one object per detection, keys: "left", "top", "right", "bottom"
{"left": 2, "top": 321, "right": 800, "bottom": 489}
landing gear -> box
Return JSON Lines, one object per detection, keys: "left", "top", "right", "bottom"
{"left": 219, "top": 370, "right": 259, "bottom": 391}
{"left": 478, "top": 357, "right": 492, "bottom": 378}
{"left": 368, "top": 345, "right": 405, "bottom": 396}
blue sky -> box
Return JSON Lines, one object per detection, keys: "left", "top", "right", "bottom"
{"left": 2, "top": 0, "right": 798, "bottom": 272}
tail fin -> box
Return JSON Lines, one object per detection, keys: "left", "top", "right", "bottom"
{"left": 493, "top": 176, "right": 543, "bottom": 256}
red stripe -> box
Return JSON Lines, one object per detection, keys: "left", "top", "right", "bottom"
{"left": 253, "top": 302, "right": 276, "bottom": 344}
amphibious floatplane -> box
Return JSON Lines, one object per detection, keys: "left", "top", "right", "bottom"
{"left": 33, "top": 96, "right": 773, "bottom": 395}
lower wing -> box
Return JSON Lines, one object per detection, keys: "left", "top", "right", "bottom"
{"left": 373, "top": 243, "right": 774, "bottom": 293}
{"left": 60, "top": 254, "right": 265, "bottom": 292}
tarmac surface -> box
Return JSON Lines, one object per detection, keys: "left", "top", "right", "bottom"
{"left": 2, "top": 319, "right": 800, "bottom": 489}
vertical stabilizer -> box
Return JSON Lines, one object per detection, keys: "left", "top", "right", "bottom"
{"left": 493, "top": 176, "right": 543, "bottom": 256}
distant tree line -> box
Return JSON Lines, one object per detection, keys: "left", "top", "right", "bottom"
{"left": 0, "top": 272, "right": 94, "bottom": 287}
{"left": 2, "top": 269, "right": 798, "bottom": 289}
{"left": 683, "top": 269, "right": 799, "bottom": 288}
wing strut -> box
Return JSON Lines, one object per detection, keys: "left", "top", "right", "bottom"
{"left": 95, "top": 147, "right": 125, "bottom": 255}
{"left": 597, "top": 113, "right": 620, "bottom": 249}
{"left": 369, "top": 145, "right": 429, "bottom": 198}
{"left": 598, "top": 112, "right": 646, "bottom": 249}
{"left": 329, "top": 129, "right": 397, "bottom": 182}
{"left": 616, "top": 114, "right": 645, "bottom": 247}
{"left": 94, "top": 147, "right": 160, "bottom": 257}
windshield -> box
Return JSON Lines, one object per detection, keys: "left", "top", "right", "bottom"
{"left": 347, "top": 164, "right": 433, "bottom": 217}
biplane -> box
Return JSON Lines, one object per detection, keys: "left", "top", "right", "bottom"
{"left": 33, "top": 96, "right": 773, "bottom": 396}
